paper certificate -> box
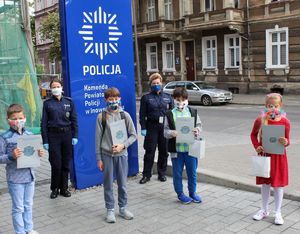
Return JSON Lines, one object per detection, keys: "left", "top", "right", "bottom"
{"left": 176, "top": 117, "right": 194, "bottom": 144}
{"left": 110, "top": 119, "right": 128, "bottom": 145}
{"left": 262, "top": 125, "right": 285, "bottom": 155}
{"left": 17, "top": 135, "right": 42, "bottom": 168}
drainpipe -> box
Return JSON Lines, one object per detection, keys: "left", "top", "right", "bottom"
{"left": 133, "top": 0, "right": 143, "bottom": 97}
{"left": 246, "top": 0, "right": 250, "bottom": 93}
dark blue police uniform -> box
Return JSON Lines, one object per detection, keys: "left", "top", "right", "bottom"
{"left": 139, "top": 91, "right": 173, "bottom": 180}
{"left": 41, "top": 96, "right": 78, "bottom": 192}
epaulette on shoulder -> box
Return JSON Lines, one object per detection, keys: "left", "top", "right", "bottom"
{"left": 1, "top": 130, "right": 14, "bottom": 139}
{"left": 64, "top": 96, "right": 72, "bottom": 101}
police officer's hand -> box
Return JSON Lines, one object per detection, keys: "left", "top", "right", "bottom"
{"left": 170, "top": 130, "right": 178, "bottom": 138}
{"left": 112, "top": 144, "right": 125, "bottom": 154}
{"left": 141, "top": 129, "right": 147, "bottom": 136}
{"left": 43, "top": 144, "right": 49, "bottom": 151}
{"left": 97, "top": 160, "right": 104, "bottom": 171}
{"left": 12, "top": 148, "right": 22, "bottom": 159}
{"left": 72, "top": 138, "right": 78, "bottom": 145}
{"left": 37, "top": 149, "right": 44, "bottom": 157}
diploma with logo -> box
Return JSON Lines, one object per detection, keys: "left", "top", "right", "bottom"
{"left": 176, "top": 117, "right": 194, "bottom": 144}
{"left": 262, "top": 125, "right": 285, "bottom": 155}
{"left": 110, "top": 119, "right": 128, "bottom": 145}
{"left": 17, "top": 135, "right": 42, "bottom": 168}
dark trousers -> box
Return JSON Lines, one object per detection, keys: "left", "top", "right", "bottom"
{"left": 48, "top": 130, "right": 72, "bottom": 191}
{"left": 143, "top": 122, "right": 168, "bottom": 178}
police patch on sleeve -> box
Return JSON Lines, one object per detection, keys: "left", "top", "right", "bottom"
{"left": 66, "top": 112, "right": 70, "bottom": 118}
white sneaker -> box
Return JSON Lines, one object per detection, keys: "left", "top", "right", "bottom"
{"left": 274, "top": 213, "right": 284, "bottom": 225}
{"left": 106, "top": 209, "right": 116, "bottom": 223}
{"left": 253, "top": 210, "right": 269, "bottom": 221}
{"left": 119, "top": 207, "right": 134, "bottom": 220}
{"left": 27, "top": 231, "right": 39, "bottom": 234}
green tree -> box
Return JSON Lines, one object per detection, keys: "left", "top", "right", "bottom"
{"left": 39, "top": 10, "right": 61, "bottom": 60}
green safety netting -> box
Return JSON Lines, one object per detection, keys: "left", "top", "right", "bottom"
{"left": 0, "top": 0, "right": 42, "bottom": 133}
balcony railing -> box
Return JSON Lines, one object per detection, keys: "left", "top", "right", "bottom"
{"left": 184, "top": 8, "right": 244, "bottom": 30}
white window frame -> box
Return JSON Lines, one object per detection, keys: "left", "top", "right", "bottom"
{"left": 147, "top": 0, "right": 156, "bottom": 22}
{"left": 162, "top": 41, "right": 175, "bottom": 72}
{"left": 49, "top": 61, "right": 56, "bottom": 74}
{"left": 164, "top": 0, "right": 173, "bottom": 20}
{"left": 146, "top": 43, "right": 158, "bottom": 72}
{"left": 265, "top": 26, "right": 289, "bottom": 70}
{"left": 202, "top": 36, "right": 217, "bottom": 70}
{"left": 224, "top": 34, "right": 241, "bottom": 69}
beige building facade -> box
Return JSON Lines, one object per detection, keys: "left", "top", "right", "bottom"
{"left": 134, "top": 0, "right": 300, "bottom": 94}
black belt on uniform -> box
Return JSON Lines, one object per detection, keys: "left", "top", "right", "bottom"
{"left": 48, "top": 126, "right": 71, "bottom": 133}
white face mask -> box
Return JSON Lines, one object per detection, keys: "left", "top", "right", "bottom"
{"left": 8, "top": 118, "right": 26, "bottom": 133}
{"left": 174, "top": 100, "right": 188, "bottom": 111}
{"left": 51, "top": 87, "right": 63, "bottom": 96}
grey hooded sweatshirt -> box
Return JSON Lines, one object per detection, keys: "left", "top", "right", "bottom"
{"left": 95, "top": 108, "right": 137, "bottom": 161}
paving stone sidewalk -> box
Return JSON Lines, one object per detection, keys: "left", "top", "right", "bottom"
{"left": 1, "top": 176, "right": 300, "bottom": 234}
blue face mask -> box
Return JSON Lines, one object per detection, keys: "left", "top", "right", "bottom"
{"left": 107, "top": 100, "right": 120, "bottom": 110}
{"left": 151, "top": 84, "right": 161, "bottom": 92}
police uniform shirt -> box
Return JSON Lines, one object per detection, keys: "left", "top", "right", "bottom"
{"left": 139, "top": 91, "right": 173, "bottom": 130}
{"left": 41, "top": 96, "right": 78, "bottom": 144}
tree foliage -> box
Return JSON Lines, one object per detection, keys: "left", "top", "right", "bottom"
{"left": 39, "top": 10, "right": 61, "bottom": 60}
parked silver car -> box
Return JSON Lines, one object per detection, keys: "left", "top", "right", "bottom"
{"left": 163, "top": 81, "right": 233, "bottom": 106}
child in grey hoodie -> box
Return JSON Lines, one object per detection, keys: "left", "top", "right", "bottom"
{"left": 95, "top": 87, "right": 137, "bottom": 223}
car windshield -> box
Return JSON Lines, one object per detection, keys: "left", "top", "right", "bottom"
{"left": 194, "top": 82, "right": 215, "bottom": 89}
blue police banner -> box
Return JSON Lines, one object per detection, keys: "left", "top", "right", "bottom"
{"left": 59, "top": 0, "right": 138, "bottom": 189}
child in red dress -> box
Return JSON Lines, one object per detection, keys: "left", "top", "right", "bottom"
{"left": 250, "top": 93, "right": 290, "bottom": 225}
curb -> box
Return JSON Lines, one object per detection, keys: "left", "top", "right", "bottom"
{"left": 154, "top": 162, "right": 300, "bottom": 202}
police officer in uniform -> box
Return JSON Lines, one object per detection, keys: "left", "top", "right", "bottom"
{"left": 41, "top": 78, "right": 78, "bottom": 199}
{"left": 139, "top": 73, "right": 173, "bottom": 184}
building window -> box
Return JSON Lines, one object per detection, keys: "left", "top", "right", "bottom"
{"left": 202, "top": 36, "right": 217, "bottom": 69}
{"left": 147, "top": 0, "right": 156, "bottom": 22}
{"left": 266, "top": 26, "right": 288, "bottom": 69}
{"left": 205, "top": 0, "right": 214, "bottom": 11}
{"left": 146, "top": 43, "right": 158, "bottom": 72}
{"left": 162, "top": 41, "right": 175, "bottom": 71}
{"left": 164, "top": 0, "right": 173, "bottom": 20}
{"left": 224, "top": 34, "right": 241, "bottom": 68}
{"left": 49, "top": 61, "right": 56, "bottom": 74}
{"left": 234, "top": 0, "right": 239, "bottom": 8}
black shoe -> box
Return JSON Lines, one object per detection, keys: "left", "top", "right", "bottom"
{"left": 50, "top": 189, "right": 59, "bottom": 199}
{"left": 158, "top": 175, "right": 167, "bottom": 182}
{"left": 139, "top": 177, "right": 150, "bottom": 184}
{"left": 60, "top": 189, "right": 71, "bottom": 197}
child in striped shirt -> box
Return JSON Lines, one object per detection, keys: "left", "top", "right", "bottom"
{"left": 164, "top": 87, "right": 202, "bottom": 204}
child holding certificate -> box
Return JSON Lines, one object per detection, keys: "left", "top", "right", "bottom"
{"left": 0, "top": 104, "right": 43, "bottom": 234}
{"left": 95, "top": 87, "right": 137, "bottom": 223}
{"left": 250, "top": 93, "right": 290, "bottom": 225}
{"left": 164, "top": 87, "right": 202, "bottom": 204}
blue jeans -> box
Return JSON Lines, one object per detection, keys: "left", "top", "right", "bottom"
{"left": 8, "top": 181, "right": 35, "bottom": 234}
{"left": 171, "top": 152, "right": 198, "bottom": 196}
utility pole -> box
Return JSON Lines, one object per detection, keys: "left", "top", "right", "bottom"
{"left": 132, "top": 0, "right": 143, "bottom": 97}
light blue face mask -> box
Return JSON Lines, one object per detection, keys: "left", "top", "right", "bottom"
{"left": 107, "top": 100, "right": 120, "bottom": 110}
{"left": 151, "top": 84, "right": 161, "bottom": 92}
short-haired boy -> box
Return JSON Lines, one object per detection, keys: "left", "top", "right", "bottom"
{"left": 95, "top": 87, "right": 137, "bottom": 223}
{"left": 0, "top": 104, "right": 43, "bottom": 234}
{"left": 164, "top": 87, "right": 203, "bottom": 204}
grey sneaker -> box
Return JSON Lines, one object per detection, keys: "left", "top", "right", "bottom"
{"left": 119, "top": 207, "right": 134, "bottom": 220}
{"left": 27, "top": 231, "right": 39, "bottom": 234}
{"left": 106, "top": 209, "right": 116, "bottom": 223}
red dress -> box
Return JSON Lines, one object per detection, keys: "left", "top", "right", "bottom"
{"left": 250, "top": 116, "right": 290, "bottom": 187}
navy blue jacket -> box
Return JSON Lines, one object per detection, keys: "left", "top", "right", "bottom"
{"left": 139, "top": 91, "right": 173, "bottom": 130}
{"left": 41, "top": 96, "right": 78, "bottom": 144}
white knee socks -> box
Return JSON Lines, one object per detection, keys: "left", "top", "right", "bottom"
{"left": 274, "top": 187, "right": 284, "bottom": 215}
{"left": 261, "top": 184, "right": 271, "bottom": 212}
